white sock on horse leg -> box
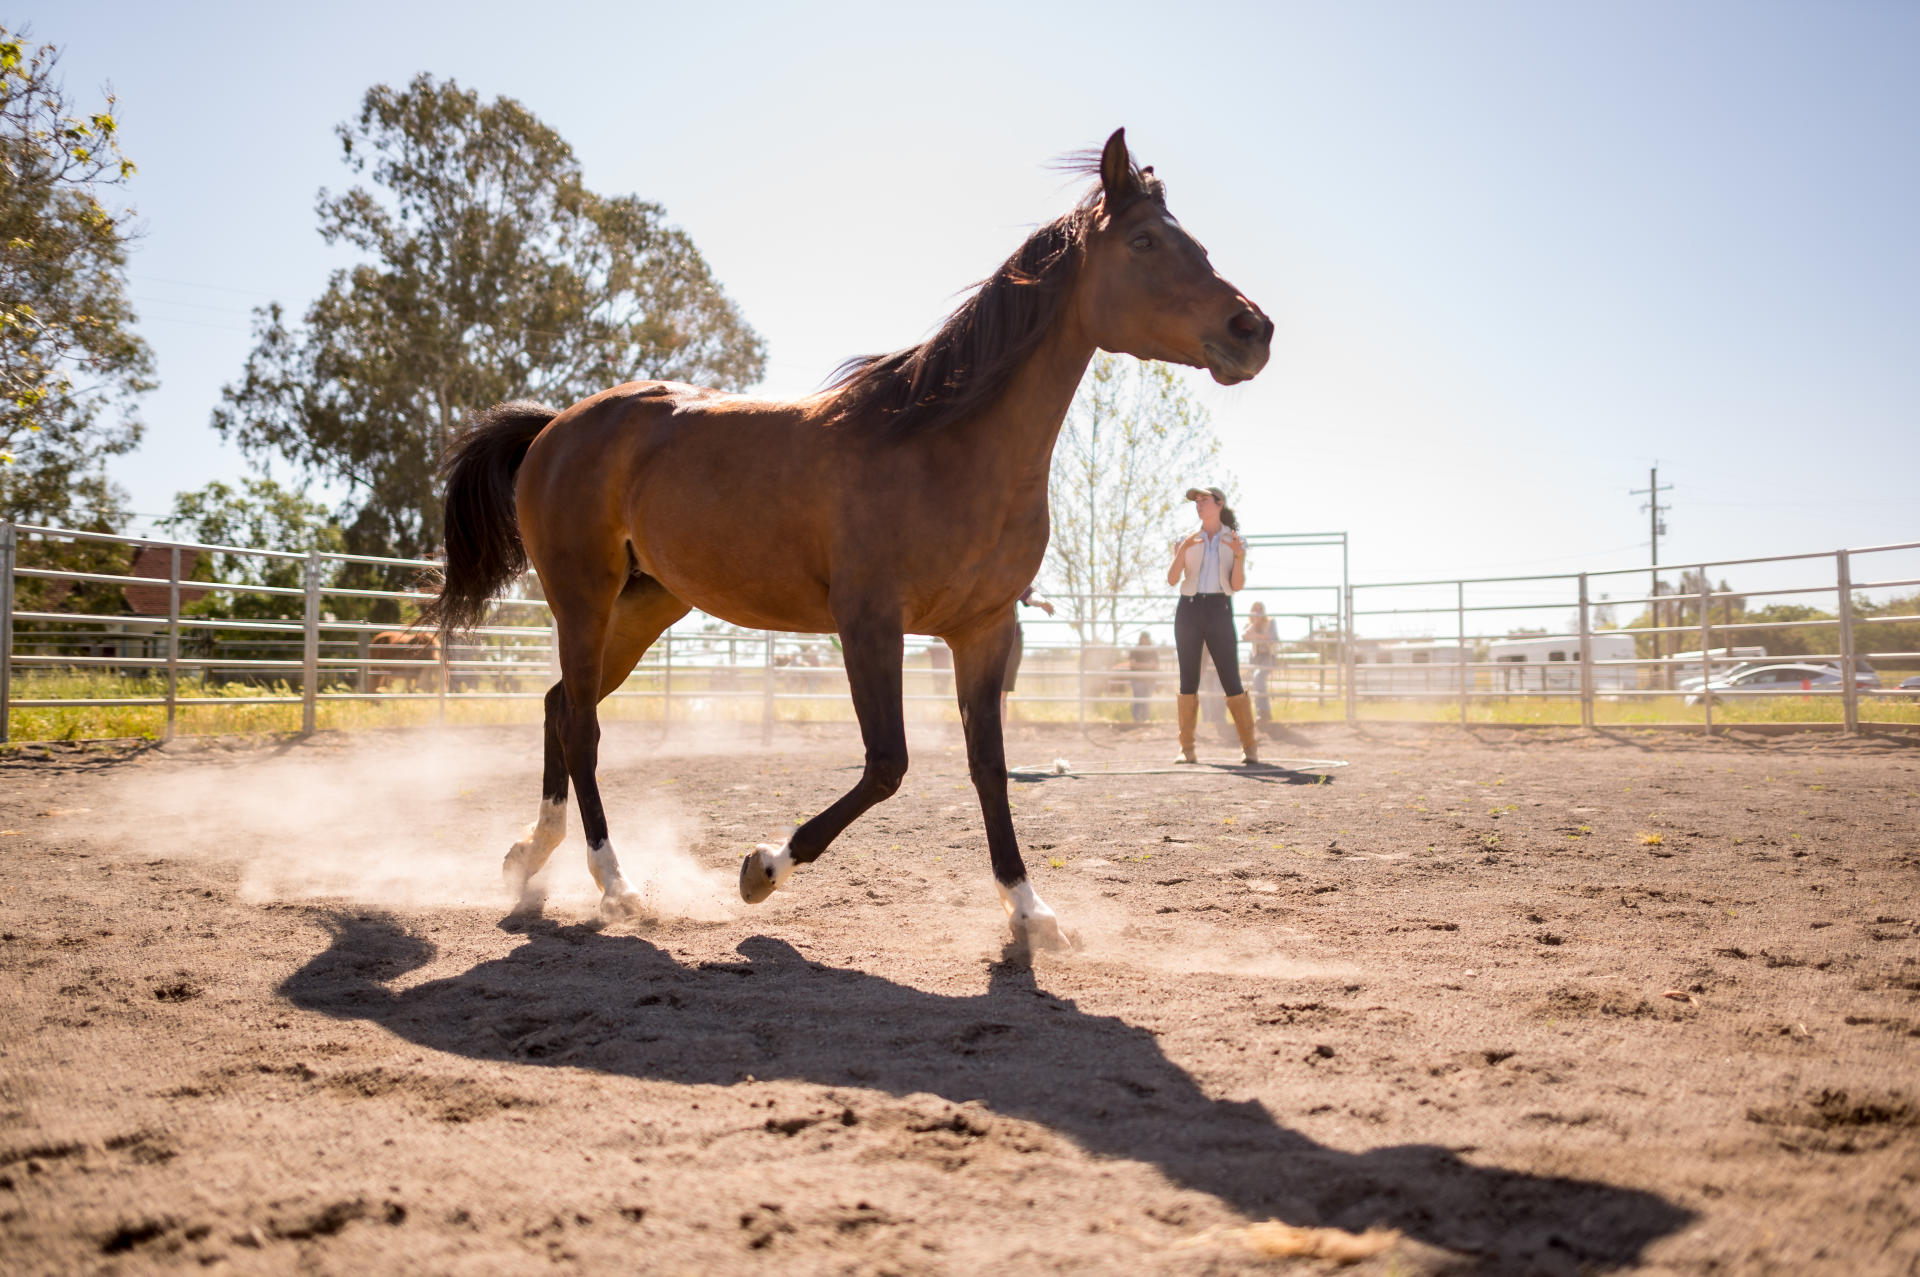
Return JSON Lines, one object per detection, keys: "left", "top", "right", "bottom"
{"left": 505, "top": 797, "right": 569, "bottom": 892}
{"left": 587, "top": 839, "right": 646, "bottom": 917}
{"left": 995, "top": 878, "right": 1056, "bottom": 924}
{"left": 759, "top": 841, "right": 796, "bottom": 886}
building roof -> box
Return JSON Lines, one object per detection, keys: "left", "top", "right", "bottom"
{"left": 122, "top": 546, "right": 214, "bottom": 616}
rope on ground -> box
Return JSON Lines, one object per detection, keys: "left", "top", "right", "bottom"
{"left": 1008, "top": 757, "right": 1349, "bottom": 778}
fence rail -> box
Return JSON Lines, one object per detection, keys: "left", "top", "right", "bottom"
{"left": 2, "top": 521, "right": 1915, "bottom": 744}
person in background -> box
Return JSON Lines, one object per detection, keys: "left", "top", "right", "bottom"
{"left": 1242, "top": 599, "right": 1277, "bottom": 723}
{"left": 1001, "top": 585, "right": 1055, "bottom": 719}
{"left": 928, "top": 638, "right": 952, "bottom": 698}
{"left": 1126, "top": 630, "right": 1159, "bottom": 723}
{"left": 1200, "top": 656, "right": 1225, "bottom": 726}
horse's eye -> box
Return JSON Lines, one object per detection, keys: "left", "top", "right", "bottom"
{"left": 1130, "top": 233, "right": 1153, "bottom": 251}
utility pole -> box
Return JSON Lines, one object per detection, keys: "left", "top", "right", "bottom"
{"left": 1631, "top": 466, "right": 1673, "bottom": 685}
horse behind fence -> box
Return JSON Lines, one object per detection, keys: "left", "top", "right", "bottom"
{"left": 370, "top": 630, "right": 440, "bottom": 692}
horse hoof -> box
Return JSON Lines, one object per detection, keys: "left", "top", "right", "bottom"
{"left": 739, "top": 842, "right": 793, "bottom": 905}
{"left": 600, "top": 885, "right": 649, "bottom": 921}
{"left": 509, "top": 880, "right": 548, "bottom": 917}
{"left": 502, "top": 846, "right": 532, "bottom": 896}
{"left": 740, "top": 851, "right": 776, "bottom": 904}
{"left": 1011, "top": 913, "right": 1071, "bottom": 951}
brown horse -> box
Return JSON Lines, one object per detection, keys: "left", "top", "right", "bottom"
{"left": 369, "top": 629, "right": 440, "bottom": 692}
{"left": 425, "top": 130, "right": 1271, "bottom": 946}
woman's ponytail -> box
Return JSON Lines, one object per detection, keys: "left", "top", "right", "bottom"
{"left": 1220, "top": 504, "right": 1239, "bottom": 532}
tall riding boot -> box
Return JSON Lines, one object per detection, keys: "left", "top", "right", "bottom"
{"left": 1226, "top": 692, "right": 1260, "bottom": 765}
{"left": 1174, "top": 693, "right": 1199, "bottom": 764}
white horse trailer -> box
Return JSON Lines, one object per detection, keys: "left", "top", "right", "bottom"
{"left": 1357, "top": 640, "right": 1469, "bottom": 693}
{"left": 1486, "top": 633, "right": 1638, "bottom": 691}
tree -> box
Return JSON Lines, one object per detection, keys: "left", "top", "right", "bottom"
{"left": 165, "top": 477, "right": 342, "bottom": 573}
{"left": 0, "top": 27, "right": 152, "bottom": 526}
{"left": 1669, "top": 567, "right": 1742, "bottom": 630}
{"left": 162, "top": 477, "right": 346, "bottom": 621}
{"left": 1854, "top": 593, "right": 1920, "bottom": 672}
{"left": 1622, "top": 570, "right": 1747, "bottom": 659}
{"left": 214, "top": 74, "right": 767, "bottom": 563}
{"left": 1723, "top": 602, "right": 1829, "bottom": 659}
{"left": 1045, "top": 354, "right": 1228, "bottom": 644}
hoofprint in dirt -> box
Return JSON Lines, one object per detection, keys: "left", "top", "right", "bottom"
{"left": 0, "top": 723, "right": 1915, "bottom": 1274}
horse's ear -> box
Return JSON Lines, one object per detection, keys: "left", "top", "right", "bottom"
{"left": 1099, "top": 128, "right": 1140, "bottom": 208}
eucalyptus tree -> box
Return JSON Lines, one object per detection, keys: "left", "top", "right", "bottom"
{"left": 216, "top": 74, "right": 766, "bottom": 563}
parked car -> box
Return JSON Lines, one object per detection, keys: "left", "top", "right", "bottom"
{"left": 1899, "top": 675, "right": 1920, "bottom": 692}
{"left": 1683, "top": 659, "right": 1880, "bottom": 693}
{"left": 1686, "top": 663, "right": 1873, "bottom": 706}
{"left": 1800, "top": 658, "right": 1878, "bottom": 687}
{"left": 1678, "top": 661, "right": 1766, "bottom": 693}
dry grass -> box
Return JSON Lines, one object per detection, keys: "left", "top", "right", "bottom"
{"left": 1257, "top": 692, "right": 1920, "bottom": 728}
{"left": 6, "top": 664, "right": 1917, "bottom": 745}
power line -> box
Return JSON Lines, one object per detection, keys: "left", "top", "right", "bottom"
{"left": 133, "top": 294, "right": 260, "bottom": 315}
{"left": 131, "top": 273, "right": 282, "bottom": 298}
{"left": 136, "top": 314, "right": 256, "bottom": 335}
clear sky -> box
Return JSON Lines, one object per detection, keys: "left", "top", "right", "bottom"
{"left": 38, "top": 0, "right": 1920, "bottom": 620}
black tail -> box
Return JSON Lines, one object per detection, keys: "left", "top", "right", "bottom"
{"left": 419, "top": 400, "right": 560, "bottom": 635}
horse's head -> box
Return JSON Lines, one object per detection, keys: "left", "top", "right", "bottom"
{"left": 1075, "top": 129, "right": 1272, "bottom": 386}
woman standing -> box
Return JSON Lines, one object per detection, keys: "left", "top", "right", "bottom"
{"left": 1167, "top": 486, "right": 1260, "bottom": 764}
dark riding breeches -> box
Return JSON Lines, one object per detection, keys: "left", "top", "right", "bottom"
{"left": 1175, "top": 593, "right": 1244, "bottom": 697}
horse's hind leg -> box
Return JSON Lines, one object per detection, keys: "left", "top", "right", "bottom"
{"left": 501, "top": 681, "right": 572, "bottom": 908}
{"left": 547, "top": 574, "right": 689, "bottom": 918}
{"left": 741, "top": 603, "right": 906, "bottom": 902}
{"left": 952, "top": 614, "right": 1064, "bottom": 948}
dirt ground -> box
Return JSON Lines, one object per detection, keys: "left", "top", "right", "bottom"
{"left": 0, "top": 719, "right": 1916, "bottom": 1275}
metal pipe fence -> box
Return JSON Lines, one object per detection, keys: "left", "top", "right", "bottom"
{"left": 1343, "top": 541, "right": 1920, "bottom": 731}
{"left": 1, "top": 520, "right": 1915, "bottom": 744}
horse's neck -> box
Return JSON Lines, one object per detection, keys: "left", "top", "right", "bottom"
{"left": 957, "top": 321, "right": 1095, "bottom": 486}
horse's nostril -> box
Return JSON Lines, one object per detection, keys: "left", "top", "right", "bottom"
{"left": 1228, "top": 309, "right": 1268, "bottom": 343}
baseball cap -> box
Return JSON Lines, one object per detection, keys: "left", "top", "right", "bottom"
{"left": 1184, "top": 486, "right": 1227, "bottom": 503}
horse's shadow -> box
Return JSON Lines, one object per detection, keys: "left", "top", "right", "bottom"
{"left": 280, "top": 917, "right": 1689, "bottom": 1273}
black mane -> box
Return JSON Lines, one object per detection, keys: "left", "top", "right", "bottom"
{"left": 824, "top": 155, "right": 1165, "bottom": 437}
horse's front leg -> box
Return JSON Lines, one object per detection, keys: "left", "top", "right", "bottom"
{"left": 951, "top": 615, "right": 1065, "bottom": 949}
{"left": 740, "top": 607, "right": 907, "bottom": 903}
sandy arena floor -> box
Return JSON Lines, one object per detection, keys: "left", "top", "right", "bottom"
{"left": 0, "top": 720, "right": 1916, "bottom": 1275}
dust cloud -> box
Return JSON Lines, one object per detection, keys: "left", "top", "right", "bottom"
{"left": 1049, "top": 884, "right": 1363, "bottom": 981}
{"left": 75, "top": 734, "right": 739, "bottom": 922}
